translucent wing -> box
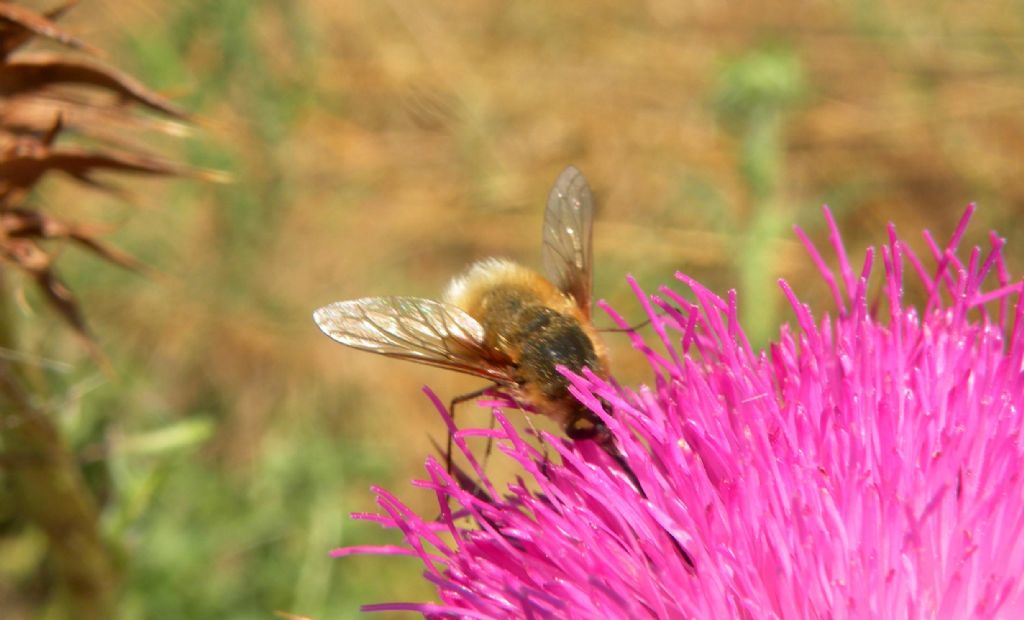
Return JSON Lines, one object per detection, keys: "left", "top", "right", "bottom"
{"left": 542, "top": 165, "right": 594, "bottom": 317}
{"left": 313, "top": 297, "right": 514, "bottom": 384}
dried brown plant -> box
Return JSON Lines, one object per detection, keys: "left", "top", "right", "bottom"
{"left": 1, "top": 0, "right": 197, "bottom": 347}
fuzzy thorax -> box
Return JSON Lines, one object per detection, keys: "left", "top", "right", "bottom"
{"left": 444, "top": 258, "right": 577, "bottom": 317}
{"left": 442, "top": 258, "right": 609, "bottom": 425}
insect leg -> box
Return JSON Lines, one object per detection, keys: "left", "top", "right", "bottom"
{"left": 447, "top": 385, "right": 497, "bottom": 475}
{"left": 522, "top": 413, "right": 551, "bottom": 472}
{"left": 480, "top": 412, "right": 499, "bottom": 474}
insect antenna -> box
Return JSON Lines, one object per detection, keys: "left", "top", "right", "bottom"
{"left": 597, "top": 316, "right": 654, "bottom": 333}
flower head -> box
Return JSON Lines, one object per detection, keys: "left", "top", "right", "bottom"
{"left": 338, "top": 206, "right": 1024, "bottom": 619}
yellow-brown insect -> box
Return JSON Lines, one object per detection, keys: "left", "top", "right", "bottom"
{"left": 313, "top": 166, "right": 609, "bottom": 439}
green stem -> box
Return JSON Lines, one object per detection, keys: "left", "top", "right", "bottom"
{"left": 738, "top": 110, "right": 788, "bottom": 347}
{"left": 0, "top": 276, "right": 118, "bottom": 620}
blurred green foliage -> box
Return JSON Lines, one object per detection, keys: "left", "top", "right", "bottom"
{"left": 714, "top": 46, "right": 807, "bottom": 345}
{"left": 4, "top": 0, "right": 1024, "bottom": 618}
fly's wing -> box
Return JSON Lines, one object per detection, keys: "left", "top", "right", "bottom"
{"left": 313, "top": 297, "right": 514, "bottom": 385}
{"left": 542, "top": 165, "right": 594, "bottom": 317}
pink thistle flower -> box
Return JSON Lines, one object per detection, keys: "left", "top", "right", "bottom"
{"left": 335, "top": 206, "right": 1024, "bottom": 619}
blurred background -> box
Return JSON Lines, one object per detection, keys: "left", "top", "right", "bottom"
{"left": 5, "top": 0, "right": 1024, "bottom": 618}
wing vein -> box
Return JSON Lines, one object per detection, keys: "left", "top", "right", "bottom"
{"left": 542, "top": 165, "right": 595, "bottom": 317}
{"left": 313, "top": 297, "right": 511, "bottom": 382}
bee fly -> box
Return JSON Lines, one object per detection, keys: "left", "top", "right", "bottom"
{"left": 313, "top": 166, "right": 613, "bottom": 446}
{"left": 314, "top": 170, "right": 697, "bottom": 571}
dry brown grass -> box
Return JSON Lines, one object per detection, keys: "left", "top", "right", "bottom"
{"left": 52, "top": 0, "right": 1024, "bottom": 494}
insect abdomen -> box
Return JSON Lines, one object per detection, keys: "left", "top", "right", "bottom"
{"left": 475, "top": 286, "right": 599, "bottom": 397}
{"left": 517, "top": 311, "right": 599, "bottom": 399}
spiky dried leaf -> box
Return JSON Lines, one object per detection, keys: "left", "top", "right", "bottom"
{"left": 0, "top": 1, "right": 96, "bottom": 59}
{"left": 0, "top": 2, "right": 201, "bottom": 347}
{"left": 0, "top": 235, "right": 81, "bottom": 326}
{"left": 0, "top": 53, "right": 189, "bottom": 119}
{"left": 1, "top": 136, "right": 192, "bottom": 205}
{"left": 0, "top": 208, "right": 144, "bottom": 272}
{"left": 0, "top": 91, "right": 190, "bottom": 140}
